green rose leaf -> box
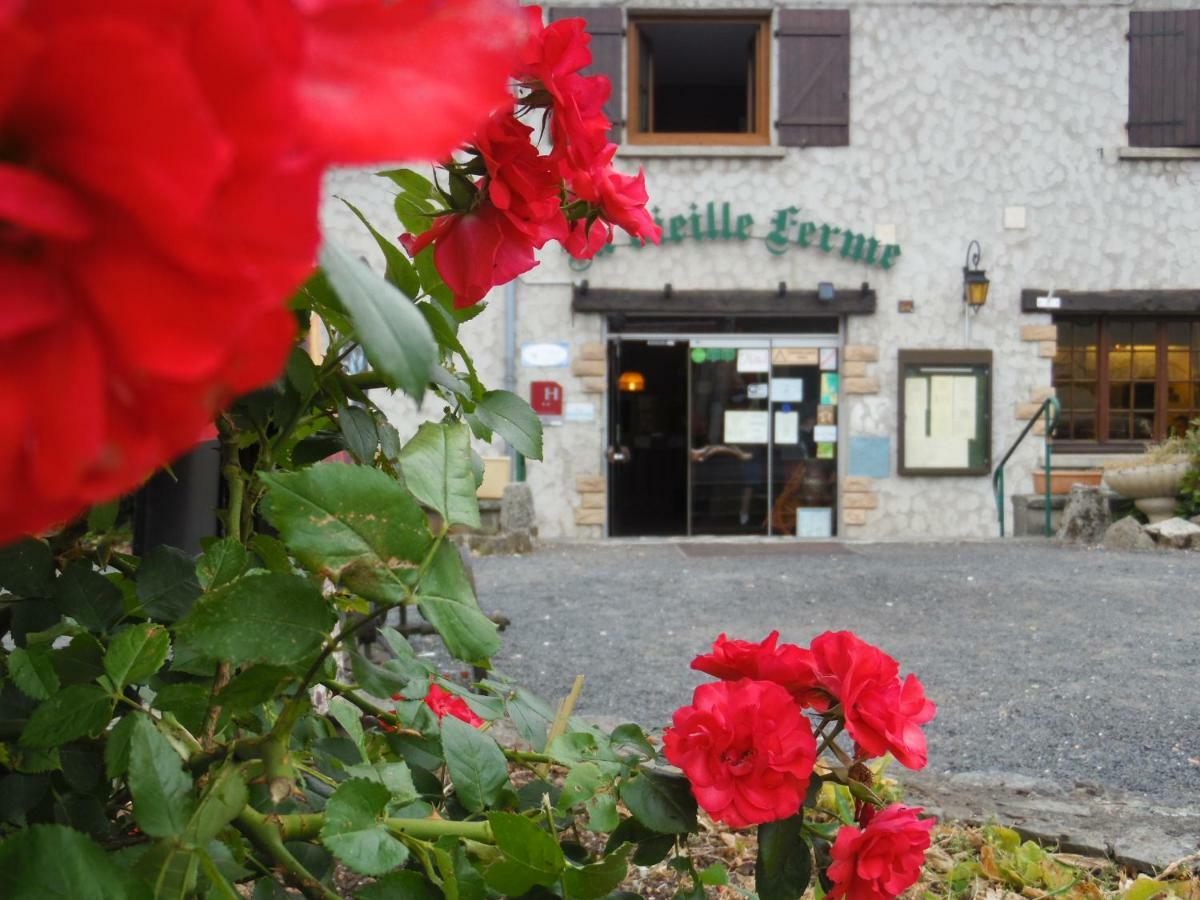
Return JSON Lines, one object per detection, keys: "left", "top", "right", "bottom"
{"left": 563, "top": 843, "right": 634, "bottom": 900}
{"left": 184, "top": 762, "right": 248, "bottom": 847}
{"left": 343, "top": 761, "right": 419, "bottom": 809}
{"left": 755, "top": 812, "right": 812, "bottom": 900}
{"left": 319, "top": 240, "right": 434, "bottom": 399}
{"left": 338, "top": 404, "right": 380, "bottom": 465}
{"left": 0, "top": 824, "right": 151, "bottom": 900}
{"left": 104, "top": 623, "right": 170, "bottom": 690}
{"left": 51, "top": 561, "right": 124, "bottom": 633}
{"left": 320, "top": 779, "right": 409, "bottom": 876}
{"left": 356, "top": 870, "right": 442, "bottom": 900}
{"left": 329, "top": 696, "right": 366, "bottom": 758}
{"left": 419, "top": 541, "right": 476, "bottom": 605}
{"left": 260, "top": 465, "right": 432, "bottom": 606}
{"left": 484, "top": 811, "right": 564, "bottom": 895}
{"left": 174, "top": 572, "right": 333, "bottom": 667}
{"left": 376, "top": 167, "right": 435, "bottom": 199}
{"left": 399, "top": 421, "right": 481, "bottom": 528}
{"left": 417, "top": 595, "right": 500, "bottom": 667}
{"left": 137, "top": 546, "right": 202, "bottom": 622}
{"left": 196, "top": 537, "right": 249, "bottom": 590}
{"left": 19, "top": 684, "right": 113, "bottom": 748}
{"left": 0, "top": 538, "right": 54, "bottom": 597}
{"left": 105, "top": 714, "right": 137, "bottom": 780}
{"left": 216, "top": 665, "right": 295, "bottom": 712}
{"left": 342, "top": 199, "right": 421, "bottom": 300}
{"left": 8, "top": 646, "right": 60, "bottom": 700}
{"left": 473, "top": 390, "right": 543, "bottom": 460}
{"left": 618, "top": 769, "right": 698, "bottom": 834}
{"left": 441, "top": 715, "right": 509, "bottom": 813}
{"left": 129, "top": 715, "right": 196, "bottom": 839}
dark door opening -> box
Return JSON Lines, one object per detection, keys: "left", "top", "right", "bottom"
{"left": 607, "top": 340, "right": 688, "bottom": 536}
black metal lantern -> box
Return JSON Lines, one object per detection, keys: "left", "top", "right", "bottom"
{"left": 963, "top": 240, "right": 989, "bottom": 308}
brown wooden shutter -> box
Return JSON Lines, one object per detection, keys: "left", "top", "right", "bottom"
{"left": 1128, "top": 10, "right": 1200, "bottom": 148}
{"left": 776, "top": 9, "right": 850, "bottom": 147}
{"left": 548, "top": 6, "right": 625, "bottom": 143}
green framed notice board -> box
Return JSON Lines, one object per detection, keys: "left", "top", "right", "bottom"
{"left": 898, "top": 350, "right": 992, "bottom": 476}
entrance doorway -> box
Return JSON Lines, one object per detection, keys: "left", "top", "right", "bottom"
{"left": 607, "top": 334, "right": 840, "bottom": 537}
{"left": 607, "top": 340, "right": 689, "bottom": 536}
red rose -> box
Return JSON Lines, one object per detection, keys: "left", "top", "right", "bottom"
{"left": 424, "top": 684, "right": 484, "bottom": 727}
{"left": 474, "top": 110, "right": 567, "bottom": 247}
{"left": 827, "top": 804, "right": 934, "bottom": 900}
{"left": 691, "top": 630, "right": 818, "bottom": 689}
{"left": 663, "top": 679, "right": 816, "bottom": 829}
{"left": 804, "top": 632, "right": 936, "bottom": 770}
{"left": 563, "top": 218, "right": 611, "bottom": 259}
{"left": 1, "top": 0, "right": 524, "bottom": 541}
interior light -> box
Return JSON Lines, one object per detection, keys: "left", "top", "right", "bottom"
{"left": 618, "top": 371, "right": 646, "bottom": 392}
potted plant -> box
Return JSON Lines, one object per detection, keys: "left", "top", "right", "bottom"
{"left": 1102, "top": 434, "right": 1194, "bottom": 523}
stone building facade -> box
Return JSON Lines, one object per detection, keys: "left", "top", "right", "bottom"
{"left": 322, "top": 0, "right": 1200, "bottom": 540}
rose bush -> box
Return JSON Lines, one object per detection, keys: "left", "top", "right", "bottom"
{"left": 0, "top": 4, "right": 935, "bottom": 898}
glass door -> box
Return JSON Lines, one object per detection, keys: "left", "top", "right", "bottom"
{"left": 688, "top": 340, "right": 771, "bottom": 535}
{"left": 768, "top": 344, "right": 838, "bottom": 537}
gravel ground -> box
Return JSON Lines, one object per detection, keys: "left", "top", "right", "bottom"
{"left": 464, "top": 539, "right": 1200, "bottom": 805}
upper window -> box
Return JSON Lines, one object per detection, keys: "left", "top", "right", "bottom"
{"left": 628, "top": 17, "right": 770, "bottom": 144}
{"left": 1127, "top": 10, "right": 1200, "bottom": 148}
{"left": 549, "top": 6, "right": 851, "bottom": 148}
{"left": 1053, "top": 317, "right": 1200, "bottom": 445}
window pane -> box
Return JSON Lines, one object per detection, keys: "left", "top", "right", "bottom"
{"left": 1133, "top": 382, "right": 1156, "bottom": 410}
{"left": 1109, "top": 414, "right": 1130, "bottom": 440}
{"left": 1131, "top": 320, "right": 1156, "bottom": 348}
{"left": 1109, "top": 352, "right": 1132, "bottom": 381}
{"left": 638, "top": 22, "right": 759, "bottom": 133}
{"left": 1132, "top": 349, "right": 1157, "bottom": 380}
{"left": 1133, "top": 414, "right": 1154, "bottom": 439}
{"left": 1168, "top": 382, "right": 1193, "bottom": 410}
{"left": 1110, "top": 383, "right": 1130, "bottom": 408}
{"left": 1073, "top": 414, "right": 1096, "bottom": 440}
{"left": 1168, "top": 351, "right": 1190, "bottom": 380}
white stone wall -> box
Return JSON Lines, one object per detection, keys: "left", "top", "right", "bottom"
{"left": 320, "top": 0, "right": 1200, "bottom": 540}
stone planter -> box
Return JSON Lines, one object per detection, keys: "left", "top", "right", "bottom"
{"left": 1101, "top": 456, "right": 1191, "bottom": 524}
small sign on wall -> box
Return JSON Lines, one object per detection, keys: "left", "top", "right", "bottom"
{"left": 521, "top": 342, "right": 571, "bottom": 368}
{"left": 530, "top": 381, "right": 564, "bottom": 423}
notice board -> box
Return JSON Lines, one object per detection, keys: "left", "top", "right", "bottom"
{"left": 898, "top": 350, "right": 992, "bottom": 476}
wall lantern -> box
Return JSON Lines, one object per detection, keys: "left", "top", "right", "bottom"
{"left": 618, "top": 371, "right": 646, "bottom": 393}
{"left": 962, "top": 240, "right": 989, "bottom": 309}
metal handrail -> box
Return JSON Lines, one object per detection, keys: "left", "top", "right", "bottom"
{"left": 992, "top": 397, "right": 1061, "bottom": 537}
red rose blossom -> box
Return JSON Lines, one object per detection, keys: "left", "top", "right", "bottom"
{"left": 663, "top": 679, "right": 817, "bottom": 829}
{"left": 424, "top": 684, "right": 484, "bottom": 727}
{"left": 827, "top": 804, "right": 934, "bottom": 900}
{"left": 0, "top": 0, "right": 525, "bottom": 542}
{"left": 804, "top": 632, "right": 936, "bottom": 770}
{"left": 691, "top": 630, "right": 817, "bottom": 689}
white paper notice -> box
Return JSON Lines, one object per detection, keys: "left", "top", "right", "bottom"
{"left": 930, "top": 376, "right": 956, "bottom": 437}
{"left": 724, "top": 410, "right": 769, "bottom": 444}
{"left": 813, "top": 424, "right": 838, "bottom": 443}
{"left": 770, "top": 378, "right": 804, "bottom": 403}
{"left": 904, "top": 378, "right": 928, "bottom": 440}
{"left": 564, "top": 402, "right": 595, "bottom": 423}
{"left": 736, "top": 348, "right": 770, "bottom": 373}
{"left": 951, "top": 377, "right": 978, "bottom": 439}
{"left": 819, "top": 348, "right": 838, "bottom": 371}
{"left": 747, "top": 382, "right": 769, "bottom": 400}
{"left": 774, "top": 411, "right": 799, "bottom": 444}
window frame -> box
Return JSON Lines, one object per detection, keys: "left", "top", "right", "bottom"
{"left": 1051, "top": 315, "right": 1200, "bottom": 450}
{"left": 626, "top": 14, "right": 772, "bottom": 146}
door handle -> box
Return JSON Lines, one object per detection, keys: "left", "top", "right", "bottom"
{"left": 607, "top": 445, "right": 632, "bottom": 463}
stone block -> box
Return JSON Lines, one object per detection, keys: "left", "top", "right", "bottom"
{"left": 581, "top": 376, "right": 605, "bottom": 394}
{"left": 1143, "top": 516, "right": 1200, "bottom": 549}
{"left": 571, "top": 358, "right": 605, "bottom": 377}
{"left": 843, "top": 492, "right": 879, "bottom": 509}
{"left": 1103, "top": 517, "right": 1156, "bottom": 551}
{"left": 580, "top": 341, "right": 605, "bottom": 361}
{"left": 579, "top": 492, "right": 605, "bottom": 509}
{"left": 574, "top": 506, "right": 604, "bottom": 526}
{"left": 1031, "top": 386, "right": 1057, "bottom": 403}
{"left": 500, "top": 483, "right": 536, "bottom": 533}
{"left": 842, "top": 508, "right": 868, "bottom": 526}
{"left": 1015, "top": 402, "right": 1043, "bottom": 420}
{"left": 842, "top": 476, "right": 874, "bottom": 493}
{"left": 843, "top": 345, "right": 879, "bottom": 363}
{"left": 1056, "top": 485, "right": 1111, "bottom": 544}
{"left": 1020, "top": 324, "right": 1058, "bottom": 342}
{"left": 842, "top": 360, "right": 868, "bottom": 377}
{"left": 843, "top": 376, "right": 880, "bottom": 395}
{"left": 1038, "top": 341, "right": 1058, "bottom": 358}
{"left": 576, "top": 475, "right": 605, "bottom": 493}
{"left": 1032, "top": 419, "right": 1047, "bottom": 435}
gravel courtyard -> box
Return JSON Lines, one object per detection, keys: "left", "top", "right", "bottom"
{"left": 470, "top": 539, "right": 1199, "bottom": 806}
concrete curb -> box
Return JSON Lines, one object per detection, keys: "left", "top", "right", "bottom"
{"left": 901, "top": 770, "right": 1200, "bottom": 874}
